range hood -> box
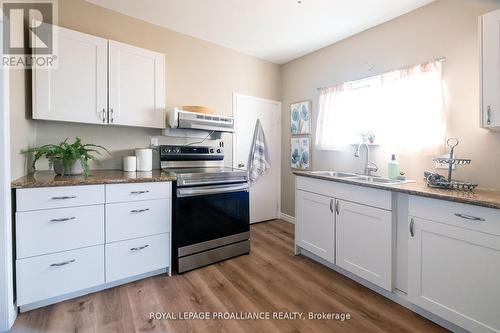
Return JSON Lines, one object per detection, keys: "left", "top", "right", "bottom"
{"left": 167, "top": 108, "right": 235, "bottom": 133}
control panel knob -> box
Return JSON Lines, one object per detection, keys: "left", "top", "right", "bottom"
{"left": 216, "top": 149, "right": 221, "bottom": 154}
{"left": 209, "top": 148, "right": 214, "bottom": 153}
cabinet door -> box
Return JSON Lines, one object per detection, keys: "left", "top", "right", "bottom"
{"left": 33, "top": 26, "right": 108, "bottom": 124}
{"left": 109, "top": 40, "right": 165, "bottom": 128}
{"left": 481, "top": 9, "right": 500, "bottom": 128}
{"left": 295, "top": 190, "right": 335, "bottom": 263}
{"left": 408, "top": 217, "right": 500, "bottom": 333}
{"left": 336, "top": 200, "right": 392, "bottom": 290}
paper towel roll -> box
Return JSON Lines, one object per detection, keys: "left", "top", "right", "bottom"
{"left": 135, "top": 148, "right": 153, "bottom": 172}
{"left": 123, "top": 156, "right": 137, "bottom": 172}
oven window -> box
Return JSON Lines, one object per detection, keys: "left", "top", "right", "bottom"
{"left": 174, "top": 190, "right": 249, "bottom": 248}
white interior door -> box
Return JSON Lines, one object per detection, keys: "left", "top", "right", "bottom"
{"left": 233, "top": 94, "right": 281, "bottom": 224}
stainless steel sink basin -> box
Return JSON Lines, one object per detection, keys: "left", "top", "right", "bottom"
{"left": 350, "top": 176, "right": 408, "bottom": 184}
{"left": 310, "top": 171, "right": 358, "bottom": 178}
{"left": 308, "top": 171, "right": 410, "bottom": 185}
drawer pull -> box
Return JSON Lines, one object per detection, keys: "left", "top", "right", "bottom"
{"left": 50, "top": 259, "right": 76, "bottom": 267}
{"left": 410, "top": 218, "right": 415, "bottom": 237}
{"left": 131, "top": 208, "right": 150, "bottom": 213}
{"left": 454, "top": 213, "right": 485, "bottom": 222}
{"left": 51, "top": 195, "right": 77, "bottom": 200}
{"left": 49, "top": 217, "right": 76, "bottom": 223}
{"left": 130, "top": 190, "right": 150, "bottom": 195}
{"left": 130, "top": 245, "right": 149, "bottom": 251}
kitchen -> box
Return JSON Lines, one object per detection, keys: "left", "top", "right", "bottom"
{"left": 1, "top": 0, "right": 500, "bottom": 332}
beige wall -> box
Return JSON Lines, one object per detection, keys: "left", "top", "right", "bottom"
{"left": 281, "top": 0, "right": 500, "bottom": 216}
{"left": 10, "top": 0, "right": 281, "bottom": 178}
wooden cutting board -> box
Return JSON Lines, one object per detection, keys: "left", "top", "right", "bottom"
{"left": 182, "top": 106, "right": 216, "bottom": 115}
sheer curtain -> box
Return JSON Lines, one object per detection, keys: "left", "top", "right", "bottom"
{"left": 316, "top": 60, "right": 445, "bottom": 154}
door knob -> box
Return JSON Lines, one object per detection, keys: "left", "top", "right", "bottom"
{"left": 238, "top": 162, "right": 245, "bottom": 168}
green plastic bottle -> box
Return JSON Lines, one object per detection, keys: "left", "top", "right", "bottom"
{"left": 388, "top": 154, "right": 400, "bottom": 179}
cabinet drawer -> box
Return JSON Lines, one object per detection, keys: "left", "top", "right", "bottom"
{"left": 16, "top": 185, "right": 105, "bottom": 212}
{"left": 105, "top": 233, "right": 169, "bottom": 283}
{"left": 16, "top": 245, "right": 104, "bottom": 306}
{"left": 105, "top": 182, "right": 171, "bottom": 203}
{"left": 16, "top": 205, "right": 105, "bottom": 258}
{"left": 106, "top": 199, "right": 170, "bottom": 243}
{"left": 409, "top": 196, "right": 500, "bottom": 236}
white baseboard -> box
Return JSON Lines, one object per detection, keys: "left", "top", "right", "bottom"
{"left": 279, "top": 212, "right": 295, "bottom": 224}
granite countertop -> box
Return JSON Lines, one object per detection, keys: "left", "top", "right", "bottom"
{"left": 11, "top": 170, "right": 177, "bottom": 189}
{"left": 294, "top": 171, "right": 500, "bottom": 210}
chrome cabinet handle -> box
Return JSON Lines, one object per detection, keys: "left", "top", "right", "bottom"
{"left": 130, "top": 245, "right": 149, "bottom": 251}
{"left": 101, "top": 108, "right": 106, "bottom": 123}
{"left": 49, "top": 217, "right": 76, "bottom": 223}
{"left": 110, "top": 108, "right": 114, "bottom": 123}
{"left": 487, "top": 105, "right": 492, "bottom": 126}
{"left": 131, "top": 190, "right": 149, "bottom": 194}
{"left": 329, "top": 199, "right": 333, "bottom": 213}
{"left": 51, "top": 196, "right": 77, "bottom": 200}
{"left": 454, "top": 213, "right": 485, "bottom": 222}
{"left": 131, "top": 208, "right": 149, "bottom": 213}
{"left": 410, "top": 218, "right": 415, "bottom": 237}
{"left": 335, "top": 200, "right": 339, "bottom": 215}
{"left": 50, "top": 259, "right": 76, "bottom": 267}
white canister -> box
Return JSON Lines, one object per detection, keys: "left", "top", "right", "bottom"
{"left": 135, "top": 148, "right": 153, "bottom": 172}
{"left": 123, "top": 156, "right": 137, "bottom": 172}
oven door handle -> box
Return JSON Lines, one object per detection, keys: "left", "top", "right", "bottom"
{"left": 177, "top": 183, "right": 249, "bottom": 198}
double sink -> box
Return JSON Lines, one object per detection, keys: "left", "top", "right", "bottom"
{"left": 310, "top": 171, "right": 410, "bottom": 185}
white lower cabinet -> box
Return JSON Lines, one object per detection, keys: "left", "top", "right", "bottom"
{"left": 106, "top": 233, "right": 170, "bottom": 283}
{"left": 336, "top": 200, "right": 392, "bottom": 290}
{"left": 15, "top": 181, "right": 171, "bottom": 310}
{"left": 17, "top": 245, "right": 105, "bottom": 306}
{"left": 295, "top": 190, "right": 335, "bottom": 263}
{"left": 408, "top": 215, "right": 500, "bottom": 332}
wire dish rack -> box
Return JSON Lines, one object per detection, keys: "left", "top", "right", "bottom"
{"left": 426, "top": 138, "right": 478, "bottom": 191}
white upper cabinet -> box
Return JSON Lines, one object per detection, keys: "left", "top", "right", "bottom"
{"left": 480, "top": 9, "right": 500, "bottom": 129}
{"left": 108, "top": 41, "right": 166, "bottom": 129}
{"left": 33, "top": 26, "right": 108, "bottom": 124}
{"left": 335, "top": 200, "right": 392, "bottom": 291}
{"left": 32, "top": 26, "right": 166, "bottom": 128}
{"left": 295, "top": 190, "right": 335, "bottom": 263}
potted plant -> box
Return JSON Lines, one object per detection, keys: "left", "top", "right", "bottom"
{"left": 23, "top": 138, "right": 109, "bottom": 177}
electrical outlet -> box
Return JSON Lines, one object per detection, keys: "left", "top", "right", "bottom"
{"left": 435, "top": 154, "right": 456, "bottom": 170}
{"left": 150, "top": 137, "right": 159, "bottom": 147}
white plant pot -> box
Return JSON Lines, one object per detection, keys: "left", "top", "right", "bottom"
{"left": 53, "top": 160, "right": 84, "bottom": 176}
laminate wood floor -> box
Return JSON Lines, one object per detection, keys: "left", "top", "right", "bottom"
{"left": 12, "top": 219, "right": 448, "bottom": 333}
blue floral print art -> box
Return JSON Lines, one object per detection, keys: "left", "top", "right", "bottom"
{"left": 290, "top": 101, "right": 311, "bottom": 135}
{"left": 291, "top": 137, "right": 310, "bottom": 170}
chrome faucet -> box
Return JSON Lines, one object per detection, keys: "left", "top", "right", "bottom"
{"left": 354, "top": 143, "right": 378, "bottom": 176}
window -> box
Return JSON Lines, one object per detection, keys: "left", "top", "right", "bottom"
{"left": 315, "top": 60, "right": 445, "bottom": 154}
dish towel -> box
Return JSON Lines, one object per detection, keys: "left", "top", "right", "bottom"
{"left": 248, "top": 119, "right": 270, "bottom": 183}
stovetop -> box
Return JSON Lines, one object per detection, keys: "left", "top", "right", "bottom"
{"left": 163, "top": 167, "right": 249, "bottom": 187}
{"left": 163, "top": 167, "right": 247, "bottom": 176}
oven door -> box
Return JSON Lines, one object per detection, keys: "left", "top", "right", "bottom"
{"left": 174, "top": 183, "right": 250, "bottom": 250}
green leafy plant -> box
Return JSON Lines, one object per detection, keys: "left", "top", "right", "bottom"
{"left": 22, "top": 138, "right": 110, "bottom": 177}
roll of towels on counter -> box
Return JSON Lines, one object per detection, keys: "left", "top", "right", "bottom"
{"left": 248, "top": 119, "right": 270, "bottom": 183}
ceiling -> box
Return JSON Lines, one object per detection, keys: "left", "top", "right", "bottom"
{"left": 86, "top": 0, "right": 434, "bottom": 64}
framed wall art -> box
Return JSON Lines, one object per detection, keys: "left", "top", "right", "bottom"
{"left": 290, "top": 100, "right": 311, "bottom": 135}
{"left": 291, "top": 137, "right": 310, "bottom": 170}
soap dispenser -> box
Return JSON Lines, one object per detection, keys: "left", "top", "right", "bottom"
{"left": 388, "top": 154, "right": 400, "bottom": 179}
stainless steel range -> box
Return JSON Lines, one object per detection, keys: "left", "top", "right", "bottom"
{"left": 160, "top": 144, "right": 250, "bottom": 273}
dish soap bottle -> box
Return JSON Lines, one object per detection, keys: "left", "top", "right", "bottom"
{"left": 388, "top": 154, "right": 400, "bottom": 179}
